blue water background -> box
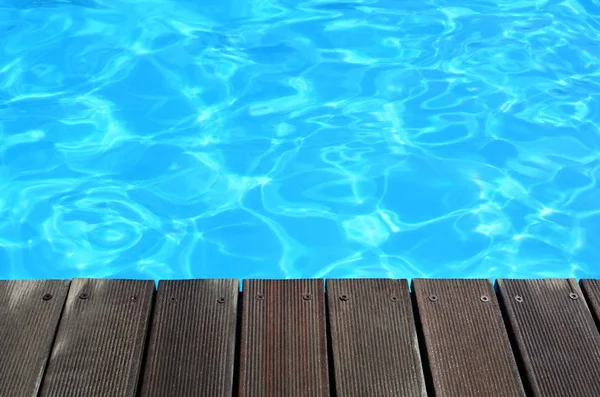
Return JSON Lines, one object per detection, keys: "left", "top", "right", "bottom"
{"left": 1, "top": 0, "right": 599, "bottom": 280}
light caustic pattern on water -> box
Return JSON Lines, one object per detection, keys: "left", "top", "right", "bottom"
{"left": 0, "top": 0, "right": 599, "bottom": 280}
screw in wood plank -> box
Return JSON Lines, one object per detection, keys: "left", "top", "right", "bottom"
{"left": 389, "top": 296, "right": 398, "bottom": 302}
{"left": 302, "top": 293, "right": 312, "bottom": 301}
{"left": 569, "top": 292, "right": 579, "bottom": 300}
{"left": 217, "top": 297, "right": 226, "bottom": 304}
{"left": 256, "top": 293, "right": 264, "bottom": 301}
{"left": 79, "top": 293, "right": 89, "bottom": 300}
{"left": 170, "top": 297, "right": 177, "bottom": 302}
{"left": 515, "top": 295, "right": 523, "bottom": 303}
{"left": 428, "top": 294, "right": 438, "bottom": 302}
{"left": 42, "top": 294, "right": 53, "bottom": 301}
{"left": 131, "top": 295, "right": 137, "bottom": 301}
{"left": 480, "top": 295, "right": 490, "bottom": 302}
{"left": 339, "top": 294, "right": 349, "bottom": 301}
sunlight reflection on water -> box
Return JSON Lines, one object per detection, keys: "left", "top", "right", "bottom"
{"left": 1, "top": 0, "right": 599, "bottom": 280}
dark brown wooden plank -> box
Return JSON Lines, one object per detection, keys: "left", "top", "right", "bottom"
{"left": 0, "top": 280, "right": 70, "bottom": 397}
{"left": 327, "top": 279, "right": 426, "bottom": 397}
{"left": 139, "top": 279, "right": 238, "bottom": 397}
{"left": 239, "top": 279, "right": 329, "bottom": 397}
{"left": 580, "top": 279, "right": 600, "bottom": 330}
{"left": 413, "top": 278, "right": 525, "bottom": 397}
{"left": 498, "top": 278, "right": 600, "bottom": 396}
{"left": 39, "top": 278, "right": 154, "bottom": 397}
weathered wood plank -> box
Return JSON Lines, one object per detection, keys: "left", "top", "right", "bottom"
{"left": 39, "top": 278, "right": 154, "bottom": 397}
{"left": 239, "top": 279, "right": 329, "bottom": 397}
{"left": 413, "top": 279, "right": 525, "bottom": 397}
{"left": 327, "top": 279, "right": 426, "bottom": 397}
{"left": 0, "top": 280, "right": 70, "bottom": 397}
{"left": 580, "top": 279, "right": 600, "bottom": 331}
{"left": 498, "top": 278, "right": 600, "bottom": 396}
{"left": 139, "top": 279, "right": 238, "bottom": 397}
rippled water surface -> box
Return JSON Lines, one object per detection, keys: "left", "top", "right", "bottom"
{"left": 1, "top": 0, "right": 599, "bottom": 280}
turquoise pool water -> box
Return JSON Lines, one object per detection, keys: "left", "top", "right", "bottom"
{"left": 1, "top": 0, "right": 599, "bottom": 280}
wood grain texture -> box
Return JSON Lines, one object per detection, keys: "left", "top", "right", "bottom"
{"left": 0, "top": 280, "right": 70, "bottom": 397}
{"left": 327, "top": 279, "right": 426, "bottom": 397}
{"left": 139, "top": 279, "right": 238, "bottom": 397}
{"left": 498, "top": 278, "right": 600, "bottom": 396}
{"left": 581, "top": 279, "right": 600, "bottom": 331}
{"left": 39, "top": 278, "right": 154, "bottom": 397}
{"left": 413, "top": 279, "right": 525, "bottom": 397}
{"left": 239, "top": 279, "right": 329, "bottom": 397}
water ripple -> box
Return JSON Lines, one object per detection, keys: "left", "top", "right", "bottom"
{"left": 1, "top": 0, "right": 599, "bottom": 279}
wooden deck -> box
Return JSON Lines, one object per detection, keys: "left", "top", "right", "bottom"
{"left": 2, "top": 278, "right": 600, "bottom": 397}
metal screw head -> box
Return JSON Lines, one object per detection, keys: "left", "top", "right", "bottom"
{"left": 339, "top": 294, "right": 349, "bottom": 301}
{"left": 302, "top": 293, "right": 312, "bottom": 301}
{"left": 569, "top": 292, "right": 579, "bottom": 300}
{"left": 256, "top": 293, "right": 264, "bottom": 301}
{"left": 428, "top": 294, "right": 438, "bottom": 302}
{"left": 131, "top": 295, "right": 137, "bottom": 301}
{"left": 42, "top": 294, "right": 53, "bottom": 301}
{"left": 515, "top": 295, "right": 524, "bottom": 303}
{"left": 480, "top": 295, "right": 490, "bottom": 302}
{"left": 217, "top": 297, "right": 225, "bottom": 304}
{"left": 389, "top": 296, "right": 398, "bottom": 302}
{"left": 79, "top": 293, "right": 89, "bottom": 300}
